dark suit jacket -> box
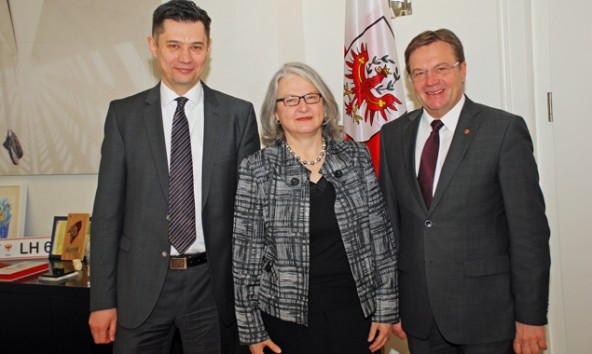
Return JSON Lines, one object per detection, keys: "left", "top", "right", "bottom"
{"left": 90, "top": 83, "right": 260, "bottom": 330}
{"left": 378, "top": 97, "right": 550, "bottom": 344}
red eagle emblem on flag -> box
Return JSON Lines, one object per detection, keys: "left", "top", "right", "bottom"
{"left": 344, "top": 43, "right": 403, "bottom": 126}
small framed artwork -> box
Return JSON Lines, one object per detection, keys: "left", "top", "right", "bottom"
{"left": 0, "top": 184, "right": 27, "bottom": 239}
{"left": 49, "top": 216, "right": 68, "bottom": 260}
{"left": 61, "top": 213, "right": 91, "bottom": 261}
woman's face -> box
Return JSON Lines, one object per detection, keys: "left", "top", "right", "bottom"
{"left": 275, "top": 74, "right": 324, "bottom": 141}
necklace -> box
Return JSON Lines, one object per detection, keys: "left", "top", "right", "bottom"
{"left": 286, "top": 138, "right": 326, "bottom": 166}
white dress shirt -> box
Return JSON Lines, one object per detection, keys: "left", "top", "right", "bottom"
{"left": 160, "top": 82, "right": 206, "bottom": 255}
{"left": 414, "top": 95, "right": 465, "bottom": 196}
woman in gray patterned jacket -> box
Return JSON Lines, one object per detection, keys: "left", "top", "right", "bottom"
{"left": 232, "top": 62, "right": 398, "bottom": 354}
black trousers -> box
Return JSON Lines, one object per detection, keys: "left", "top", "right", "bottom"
{"left": 113, "top": 263, "right": 241, "bottom": 354}
{"left": 407, "top": 318, "right": 513, "bottom": 354}
{"left": 261, "top": 304, "right": 372, "bottom": 354}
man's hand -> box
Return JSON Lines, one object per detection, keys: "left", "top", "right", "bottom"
{"left": 513, "top": 322, "right": 547, "bottom": 354}
{"left": 89, "top": 308, "right": 117, "bottom": 344}
{"left": 392, "top": 321, "right": 407, "bottom": 340}
{"left": 249, "top": 339, "right": 281, "bottom": 354}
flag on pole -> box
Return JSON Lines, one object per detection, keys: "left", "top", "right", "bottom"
{"left": 343, "top": 0, "right": 406, "bottom": 175}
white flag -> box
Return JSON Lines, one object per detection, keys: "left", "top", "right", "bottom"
{"left": 343, "top": 0, "right": 406, "bottom": 173}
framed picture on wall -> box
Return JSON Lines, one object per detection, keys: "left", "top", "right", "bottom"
{"left": 49, "top": 216, "right": 68, "bottom": 259}
{"left": 0, "top": 184, "right": 27, "bottom": 239}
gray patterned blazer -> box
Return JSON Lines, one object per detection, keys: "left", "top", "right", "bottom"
{"left": 232, "top": 140, "right": 399, "bottom": 344}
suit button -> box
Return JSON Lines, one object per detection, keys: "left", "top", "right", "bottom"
{"left": 265, "top": 263, "right": 272, "bottom": 272}
{"left": 425, "top": 220, "right": 433, "bottom": 228}
{"left": 162, "top": 251, "right": 168, "bottom": 257}
{"left": 166, "top": 214, "right": 170, "bottom": 221}
{"left": 334, "top": 170, "right": 343, "bottom": 178}
{"left": 291, "top": 178, "right": 299, "bottom": 186}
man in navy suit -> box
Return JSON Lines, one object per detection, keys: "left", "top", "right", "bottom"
{"left": 88, "top": 1, "right": 260, "bottom": 352}
{"left": 379, "top": 29, "right": 550, "bottom": 354}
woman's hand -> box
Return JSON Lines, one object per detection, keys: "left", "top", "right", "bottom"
{"left": 249, "top": 339, "right": 282, "bottom": 354}
{"left": 367, "top": 322, "right": 392, "bottom": 352}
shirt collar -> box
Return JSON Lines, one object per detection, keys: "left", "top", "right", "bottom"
{"left": 160, "top": 81, "right": 203, "bottom": 106}
{"left": 422, "top": 94, "right": 466, "bottom": 132}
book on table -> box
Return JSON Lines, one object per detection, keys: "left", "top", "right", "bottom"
{"left": 0, "top": 261, "right": 49, "bottom": 282}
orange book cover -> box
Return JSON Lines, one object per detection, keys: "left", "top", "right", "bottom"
{"left": 60, "top": 213, "right": 90, "bottom": 261}
{"left": 0, "top": 260, "right": 49, "bottom": 281}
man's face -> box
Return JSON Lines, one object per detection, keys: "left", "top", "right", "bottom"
{"left": 148, "top": 19, "right": 211, "bottom": 96}
{"left": 408, "top": 41, "right": 466, "bottom": 118}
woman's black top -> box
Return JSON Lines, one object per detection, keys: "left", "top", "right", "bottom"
{"left": 308, "top": 176, "right": 359, "bottom": 313}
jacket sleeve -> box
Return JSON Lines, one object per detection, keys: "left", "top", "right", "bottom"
{"left": 232, "top": 156, "right": 269, "bottom": 344}
{"left": 378, "top": 125, "right": 401, "bottom": 248}
{"left": 360, "top": 147, "right": 400, "bottom": 323}
{"left": 498, "top": 116, "right": 550, "bottom": 325}
{"left": 235, "top": 103, "right": 261, "bottom": 171}
{"left": 90, "top": 102, "right": 126, "bottom": 312}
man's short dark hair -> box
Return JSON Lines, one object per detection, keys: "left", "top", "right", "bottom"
{"left": 404, "top": 28, "right": 465, "bottom": 74}
{"left": 152, "top": 0, "right": 211, "bottom": 40}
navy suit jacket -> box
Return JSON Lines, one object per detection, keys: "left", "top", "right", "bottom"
{"left": 90, "top": 83, "right": 260, "bottom": 329}
{"left": 379, "top": 97, "right": 550, "bottom": 344}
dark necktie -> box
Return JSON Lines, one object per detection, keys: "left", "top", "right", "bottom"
{"left": 168, "top": 97, "right": 196, "bottom": 255}
{"left": 418, "top": 120, "right": 444, "bottom": 209}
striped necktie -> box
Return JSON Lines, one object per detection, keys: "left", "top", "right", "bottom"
{"left": 168, "top": 97, "right": 196, "bottom": 254}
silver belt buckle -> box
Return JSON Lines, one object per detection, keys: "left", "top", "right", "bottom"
{"left": 170, "top": 257, "right": 187, "bottom": 270}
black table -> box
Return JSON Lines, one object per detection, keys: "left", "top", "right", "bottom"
{"left": 0, "top": 260, "right": 110, "bottom": 354}
{"left": 0, "top": 259, "right": 189, "bottom": 354}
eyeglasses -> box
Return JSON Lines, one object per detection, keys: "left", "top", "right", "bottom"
{"left": 276, "top": 93, "right": 322, "bottom": 107}
{"left": 410, "top": 61, "right": 461, "bottom": 82}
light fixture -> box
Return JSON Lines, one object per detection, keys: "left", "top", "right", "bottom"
{"left": 389, "top": 0, "right": 412, "bottom": 18}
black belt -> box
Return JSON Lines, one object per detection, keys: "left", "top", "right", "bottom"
{"left": 169, "top": 252, "right": 207, "bottom": 270}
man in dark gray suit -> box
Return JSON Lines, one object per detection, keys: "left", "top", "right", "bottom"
{"left": 88, "top": 1, "right": 259, "bottom": 353}
{"left": 379, "top": 29, "right": 550, "bottom": 354}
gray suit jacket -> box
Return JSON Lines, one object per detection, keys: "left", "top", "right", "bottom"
{"left": 90, "top": 83, "right": 260, "bottom": 329}
{"left": 378, "top": 97, "right": 550, "bottom": 344}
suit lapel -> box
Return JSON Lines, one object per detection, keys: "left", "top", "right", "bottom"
{"left": 143, "top": 84, "right": 170, "bottom": 200}
{"left": 431, "top": 97, "right": 481, "bottom": 211}
{"left": 201, "top": 84, "right": 222, "bottom": 208}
